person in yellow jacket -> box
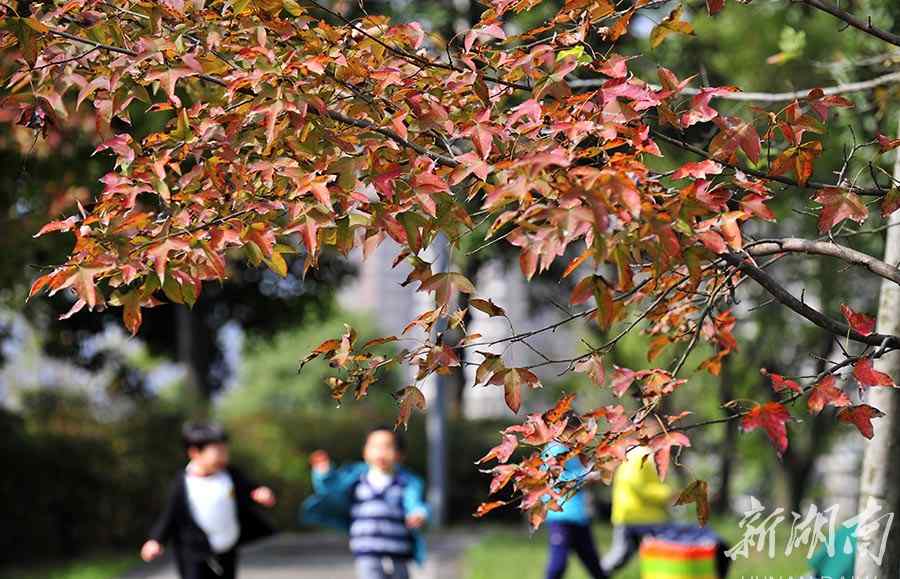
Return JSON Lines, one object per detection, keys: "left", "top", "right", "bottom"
{"left": 600, "top": 446, "right": 673, "bottom": 574}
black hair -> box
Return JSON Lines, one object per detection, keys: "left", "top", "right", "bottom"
{"left": 367, "top": 425, "right": 406, "bottom": 453}
{"left": 182, "top": 422, "right": 229, "bottom": 451}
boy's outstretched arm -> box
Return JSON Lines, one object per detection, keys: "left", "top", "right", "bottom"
{"left": 140, "top": 539, "right": 164, "bottom": 562}
{"left": 251, "top": 486, "right": 277, "bottom": 507}
{"left": 309, "top": 450, "right": 333, "bottom": 493}
{"left": 403, "top": 473, "right": 429, "bottom": 529}
{"left": 142, "top": 480, "right": 178, "bottom": 562}
{"left": 230, "top": 467, "right": 277, "bottom": 508}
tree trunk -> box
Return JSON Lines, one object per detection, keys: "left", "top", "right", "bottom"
{"left": 713, "top": 359, "right": 736, "bottom": 514}
{"left": 855, "top": 118, "right": 900, "bottom": 576}
{"left": 176, "top": 304, "right": 210, "bottom": 417}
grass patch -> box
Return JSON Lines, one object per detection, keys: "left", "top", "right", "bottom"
{"left": 463, "top": 519, "right": 812, "bottom": 579}
{"left": 0, "top": 553, "right": 136, "bottom": 579}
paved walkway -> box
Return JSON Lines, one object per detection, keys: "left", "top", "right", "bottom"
{"left": 122, "top": 532, "right": 475, "bottom": 579}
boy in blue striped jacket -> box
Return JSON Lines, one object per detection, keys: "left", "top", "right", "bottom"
{"left": 302, "top": 427, "right": 429, "bottom": 579}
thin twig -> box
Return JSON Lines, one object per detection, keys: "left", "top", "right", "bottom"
{"left": 795, "top": 0, "right": 900, "bottom": 48}
{"left": 569, "top": 71, "right": 900, "bottom": 100}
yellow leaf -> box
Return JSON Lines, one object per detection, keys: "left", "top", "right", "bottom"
{"left": 283, "top": 0, "right": 304, "bottom": 16}
{"left": 24, "top": 17, "right": 49, "bottom": 34}
{"left": 650, "top": 5, "right": 695, "bottom": 48}
{"left": 231, "top": 0, "right": 252, "bottom": 15}
{"left": 265, "top": 251, "right": 288, "bottom": 277}
{"left": 255, "top": 0, "right": 283, "bottom": 14}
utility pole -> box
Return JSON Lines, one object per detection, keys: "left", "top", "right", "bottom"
{"left": 426, "top": 234, "right": 450, "bottom": 528}
{"left": 855, "top": 116, "right": 900, "bottom": 577}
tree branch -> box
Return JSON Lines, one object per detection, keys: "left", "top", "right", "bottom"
{"left": 652, "top": 129, "right": 886, "bottom": 197}
{"left": 794, "top": 0, "right": 900, "bottom": 48}
{"left": 746, "top": 238, "right": 900, "bottom": 286}
{"left": 673, "top": 346, "right": 895, "bottom": 434}
{"left": 720, "top": 252, "right": 900, "bottom": 348}
{"left": 45, "top": 28, "right": 460, "bottom": 168}
{"left": 569, "top": 71, "right": 900, "bottom": 101}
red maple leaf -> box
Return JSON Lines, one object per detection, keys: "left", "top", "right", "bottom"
{"left": 611, "top": 366, "right": 640, "bottom": 397}
{"left": 742, "top": 402, "right": 791, "bottom": 456}
{"left": 853, "top": 358, "right": 895, "bottom": 388}
{"left": 767, "top": 371, "right": 802, "bottom": 394}
{"left": 876, "top": 133, "right": 900, "bottom": 153}
{"left": 841, "top": 304, "right": 876, "bottom": 336}
{"left": 474, "top": 500, "right": 508, "bottom": 518}
{"left": 505, "top": 414, "right": 567, "bottom": 446}
{"left": 490, "top": 368, "right": 541, "bottom": 414}
{"left": 393, "top": 386, "right": 427, "bottom": 430}
{"left": 488, "top": 464, "right": 519, "bottom": 494}
{"left": 705, "top": 0, "right": 725, "bottom": 14}
{"left": 740, "top": 193, "right": 776, "bottom": 222}
{"left": 838, "top": 405, "right": 885, "bottom": 439}
{"left": 807, "top": 375, "right": 850, "bottom": 415}
{"left": 813, "top": 188, "right": 868, "bottom": 233}
{"left": 596, "top": 53, "right": 635, "bottom": 79}
{"left": 770, "top": 141, "right": 822, "bottom": 186}
{"left": 805, "top": 88, "right": 853, "bottom": 122}
{"left": 710, "top": 116, "right": 761, "bottom": 164}
{"left": 881, "top": 189, "right": 900, "bottom": 218}
{"left": 649, "top": 432, "right": 691, "bottom": 481}
{"left": 574, "top": 354, "right": 606, "bottom": 387}
{"left": 696, "top": 230, "right": 727, "bottom": 254}
{"left": 672, "top": 159, "right": 723, "bottom": 180}
{"left": 477, "top": 434, "right": 519, "bottom": 464}
{"left": 681, "top": 87, "right": 738, "bottom": 127}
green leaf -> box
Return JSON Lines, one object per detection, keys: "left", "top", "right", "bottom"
{"left": 556, "top": 45, "right": 592, "bottom": 65}
{"left": 162, "top": 276, "right": 184, "bottom": 304}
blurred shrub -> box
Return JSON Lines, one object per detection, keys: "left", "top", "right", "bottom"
{"left": 0, "top": 387, "right": 519, "bottom": 568}
{"left": 0, "top": 393, "right": 186, "bottom": 565}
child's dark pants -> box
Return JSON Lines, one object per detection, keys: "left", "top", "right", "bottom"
{"left": 545, "top": 522, "right": 607, "bottom": 579}
{"left": 177, "top": 550, "right": 238, "bottom": 579}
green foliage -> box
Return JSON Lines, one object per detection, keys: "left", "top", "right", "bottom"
{"left": 0, "top": 554, "right": 136, "bottom": 579}
{"left": 218, "top": 308, "right": 395, "bottom": 416}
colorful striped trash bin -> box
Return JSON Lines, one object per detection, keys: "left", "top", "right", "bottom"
{"left": 639, "top": 536, "right": 720, "bottom": 579}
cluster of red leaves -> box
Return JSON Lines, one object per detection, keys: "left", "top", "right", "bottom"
{"left": 758, "top": 337, "right": 896, "bottom": 453}
{"left": 2, "top": 0, "right": 898, "bottom": 526}
{"left": 475, "top": 393, "right": 692, "bottom": 528}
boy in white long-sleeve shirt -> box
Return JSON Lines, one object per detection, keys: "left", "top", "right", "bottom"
{"left": 140, "top": 423, "right": 277, "bottom": 579}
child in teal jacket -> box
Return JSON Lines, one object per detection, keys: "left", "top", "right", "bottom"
{"left": 809, "top": 523, "right": 857, "bottom": 579}
{"left": 543, "top": 442, "right": 607, "bottom": 579}
{"left": 301, "top": 427, "right": 428, "bottom": 579}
